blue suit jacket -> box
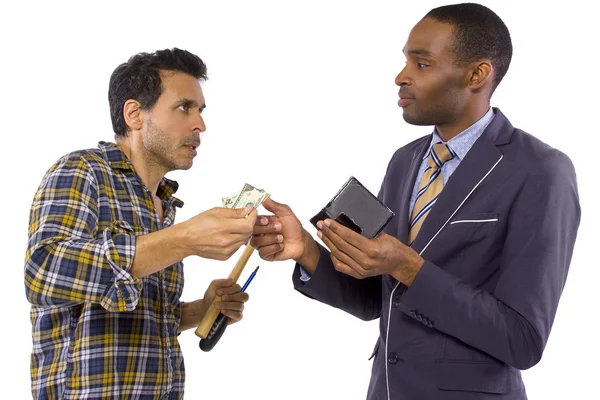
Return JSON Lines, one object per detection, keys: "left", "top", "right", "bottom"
{"left": 293, "top": 109, "right": 581, "bottom": 399}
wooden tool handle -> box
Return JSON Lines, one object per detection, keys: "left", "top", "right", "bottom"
{"left": 194, "top": 245, "right": 255, "bottom": 339}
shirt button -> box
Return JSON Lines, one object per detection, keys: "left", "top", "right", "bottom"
{"left": 392, "top": 295, "right": 401, "bottom": 308}
{"left": 387, "top": 352, "right": 399, "bottom": 364}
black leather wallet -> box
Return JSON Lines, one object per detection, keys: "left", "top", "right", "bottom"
{"left": 310, "top": 176, "right": 394, "bottom": 239}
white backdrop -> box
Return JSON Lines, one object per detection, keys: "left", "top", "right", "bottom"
{"left": 1, "top": 1, "right": 597, "bottom": 399}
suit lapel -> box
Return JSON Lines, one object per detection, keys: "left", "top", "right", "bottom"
{"left": 397, "top": 138, "right": 430, "bottom": 245}
{"left": 410, "top": 130, "right": 503, "bottom": 255}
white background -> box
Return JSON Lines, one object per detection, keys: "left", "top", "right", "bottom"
{"left": 1, "top": 0, "right": 597, "bottom": 398}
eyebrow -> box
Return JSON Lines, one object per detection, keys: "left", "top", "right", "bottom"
{"left": 403, "top": 48, "right": 434, "bottom": 57}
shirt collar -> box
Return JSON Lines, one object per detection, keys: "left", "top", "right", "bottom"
{"left": 424, "top": 107, "right": 495, "bottom": 161}
{"left": 98, "top": 141, "right": 184, "bottom": 208}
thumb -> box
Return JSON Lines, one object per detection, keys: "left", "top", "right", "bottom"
{"left": 240, "top": 205, "right": 256, "bottom": 217}
{"left": 230, "top": 205, "right": 255, "bottom": 218}
{"left": 262, "top": 197, "right": 288, "bottom": 214}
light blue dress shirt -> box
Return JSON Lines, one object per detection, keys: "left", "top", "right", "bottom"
{"left": 408, "top": 107, "right": 495, "bottom": 217}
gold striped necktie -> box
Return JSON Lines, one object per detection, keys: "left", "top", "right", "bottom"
{"left": 408, "top": 143, "right": 456, "bottom": 245}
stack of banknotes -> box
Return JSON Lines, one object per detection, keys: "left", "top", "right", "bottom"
{"left": 222, "top": 183, "right": 270, "bottom": 210}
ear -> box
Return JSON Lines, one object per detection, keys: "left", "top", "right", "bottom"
{"left": 467, "top": 60, "right": 493, "bottom": 91}
{"left": 123, "top": 99, "right": 144, "bottom": 132}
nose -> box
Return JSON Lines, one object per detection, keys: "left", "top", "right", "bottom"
{"left": 194, "top": 112, "right": 206, "bottom": 133}
{"left": 395, "top": 65, "right": 410, "bottom": 87}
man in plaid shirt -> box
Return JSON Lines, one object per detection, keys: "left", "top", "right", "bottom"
{"left": 24, "top": 48, "right": 256, "bottom": 399}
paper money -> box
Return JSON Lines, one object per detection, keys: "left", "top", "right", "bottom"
{"left": 221, "top": 194, "right": 238, "bottom": 208}
{"left": 222, "top": 183, "right": 270, "bottom": 209}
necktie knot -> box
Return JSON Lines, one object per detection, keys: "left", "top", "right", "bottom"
{"left": 427, "top": 143, "right": 455, "bottom": 169}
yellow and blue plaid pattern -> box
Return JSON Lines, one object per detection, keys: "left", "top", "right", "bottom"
{"left": 25, "top": 142, "right": 186, "bottom": 399}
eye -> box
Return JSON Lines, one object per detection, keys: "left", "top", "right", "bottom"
{"left": 417, "top": 63, "right": 429, "bottom": 69}
{"left": 178, "top": 104, "right": 189, "bottom": 112}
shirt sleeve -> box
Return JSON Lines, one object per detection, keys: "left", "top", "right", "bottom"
{"left": 298, "top": 266, "right": 312, "bottom": 282}
{"left": 24, "top": 153, "right": 142, "bottom": 312}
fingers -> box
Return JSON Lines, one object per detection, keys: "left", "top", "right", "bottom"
{"left": 257, "top": 244, "right": 284, "bottom": 261}
{"left": 216, "top": 283, "right": 243, "bottom": 296}
{"left": 218, "top": 233, "right": 253, "bottom": 255}
{"left": 253, "top": 215, "right": 281, "bottom": 235}
{"left": 255, "top": 215, "right": 270, "bottom": 226}
{"left": 208, "top": 205, "right": 255, "bottom": 220}
{"left": 250, "top": 233, "right": 283, "bottom": 248}
{"left": 329, "top": 243, "right": 367, "bottom": 277}
{"left": 210, "top": 278, "right": 234, "bottom": 290}
{"left": 222, "top": 311, "right": 243, "bottom": 324}
{"left": 320, "top": 219, "right": 368, "bottom": 249}
{"left": 319, "top": 227, "right": 367, "bottom": 277}
{"left": 224, "top": 213, "right": 259, "bottom": 235}
{"left": 244, "top": 208, "right": 258, "bottom": 224}
{"left": 250, "top": 233, "right": 284, "bottom": 260}
{"left": 216, "top": 292, "right": 249, "bottom": 324}
{"left": 216, "top": 301, "right": 245, "bottom": 312}
{"left": 318, "top": 221, "right": 362, "bottom": 261}
{"left": 217, "top": 291, "right": 249, "bottom": 304}
{"left": 330, "top": 254, "right": 363, "bottom": 279}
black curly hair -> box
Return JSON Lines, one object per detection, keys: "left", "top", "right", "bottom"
{"left": 108, "top": 48, "right": 207, "bottom": 137}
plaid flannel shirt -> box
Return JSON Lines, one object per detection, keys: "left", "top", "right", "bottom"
{"left": 25, "top": 141, "right": 186, "bottom": 399}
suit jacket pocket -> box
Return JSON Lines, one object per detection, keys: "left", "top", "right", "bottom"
{"left": 436, "top": 213, "right": 503, "bottom": 282}
{"left": 449, "top": 213, "right": 499, "bottom": 227}
{"left": 437, "top": 213, "right": 500, "bottom": 252}
{"left": 435, "top": 359, "right": 508, "bottom": 394}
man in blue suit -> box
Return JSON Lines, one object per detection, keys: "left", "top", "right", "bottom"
{"left": 251, "top": 3, "right": 580, "bottom": 399}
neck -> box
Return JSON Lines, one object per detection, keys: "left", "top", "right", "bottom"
{"left": 117, "top": 135, "right": 166, "bottom": 196}
{"left": 435, "top": 102, "right": 490, "bottom": 142}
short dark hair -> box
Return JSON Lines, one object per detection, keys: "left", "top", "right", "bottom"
{"left": 425, "top": 3, "right": 512, "bottom": 93}
{"left": 109, "top": 48, "right": 208, "bottom": 137}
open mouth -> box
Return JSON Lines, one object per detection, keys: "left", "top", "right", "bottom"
{"left": 184, "top": 143, "right": 200, "bottom": 151}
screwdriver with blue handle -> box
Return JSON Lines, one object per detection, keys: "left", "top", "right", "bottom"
{"left": 199, "top": 266, "right": 260, "bottom": 352}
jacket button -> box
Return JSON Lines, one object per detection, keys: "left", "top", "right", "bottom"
{"left": 409, "top": 310, "right": 416, "bottom": 318}
{"left": 416, "top": 314, "right": 423, "bottom": 322}
{"left": 387, "top": 352, "right": 399, "bottom": 364}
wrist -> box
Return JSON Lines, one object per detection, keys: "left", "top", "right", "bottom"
{"left": 295, "top": 229, "right": 320, "bottom": 272}
{"left": 195, "top": 298, "right": 208, "bottom": 320}
{"left": 392, "top": 256, "right": 424, "bottom": 286}
{"left": 173, "top": 221, "right": 194, "bottom": 258}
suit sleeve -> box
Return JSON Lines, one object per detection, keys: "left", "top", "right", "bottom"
{"left": 292, "top": 242, "right": 382, "bottom": 321}
{"left": 398, "top": 150, "right": 580, "bottom": 369}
